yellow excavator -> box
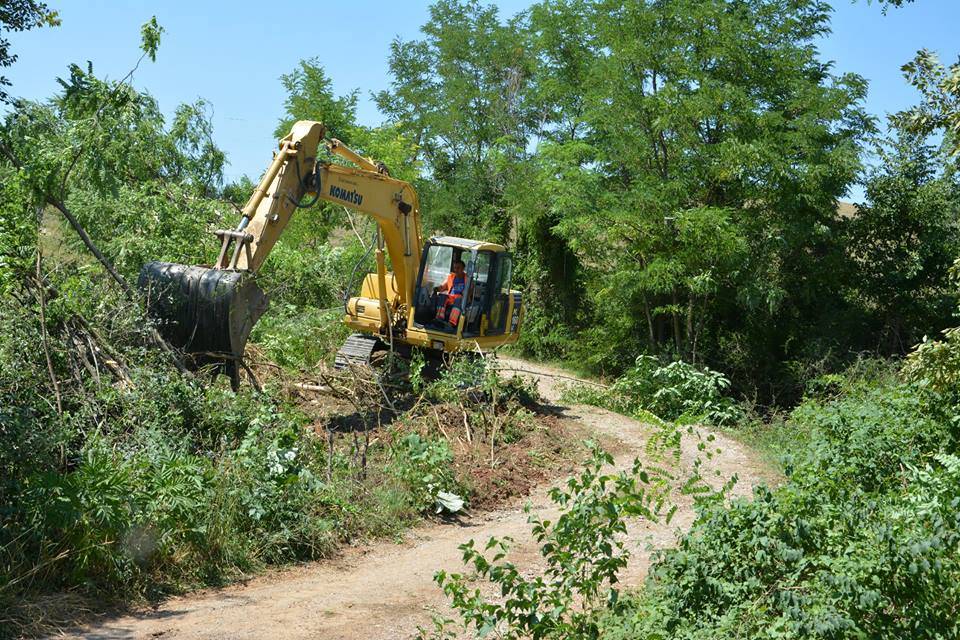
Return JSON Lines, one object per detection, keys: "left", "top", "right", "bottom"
{"left": 138, "top": 121, "right": 523, "bottom": 386}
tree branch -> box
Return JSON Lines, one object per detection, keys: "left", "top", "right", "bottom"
{"left": 1, "top": 139, "right": 190, "bottom": 375}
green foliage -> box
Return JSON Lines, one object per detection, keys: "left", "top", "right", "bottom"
{"left": 0, "top": 281, "right": 423, "bottom": 627}
{"left": 566, "top": 356, "right": 742, "bottom": 426}
{"left": 139, "top": 17, "right": 163, "bottom": 63}
{"left": 598, "top": 359, "right": 960, "bottom": 639}
{"left": 378, "top": 0, "right": 901, "bottom": 400}
{"left": 417, "top": 354, "right": 541, "bottom": 450}
{"left": 905, "top": 259, "right": 960, "bottom": 404}
{"left": 252, "top": 305, "right": 350, "bottom": 370}
{"left": 275, "top": 58, "right": 359, "bottom": 140}
{"left": 376, "top": 0, "right": 530, "bottom": 240}
{"left": 898, "top": 49, "right": 960, "bottom": 156}
{"left": 873, "top": 0, "right": 915, "bottom": 7}
{"left": 424, "top": 345, "right": 960, "bottom": 638}
{"left": 421, "top": 354, "right": 492, "bottom": 403}
{"left": 0, "top": 0, "right": 59, "bottom": 103}
{"left": 275, "top": 58, "right": 420, "bottom": 183}
{"left": 0, "top": 172, "right": 41, "bottom": 292}
{"left": 6, "top": 5, "right": 960, "bottom": 637}
{"left": 844, "top": 126, "right": 960, "bottom": 351}
{"left": 3, "top": 62, "right": 228, "bottom": 280}
{"left": 423, "top": 445, "right": 671, "bottom": 640}
{"left": 390, "top": 433, "right": 464, "bottom": 514}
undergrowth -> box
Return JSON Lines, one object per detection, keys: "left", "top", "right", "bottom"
{"left": 0, "top": 269, "right": 571, "bottom": 637}
{"left": 427, "top": 345, "right": 960, "bottom": 638}
{"left": 562, "top": 355, "right": 742, "bottom": 426}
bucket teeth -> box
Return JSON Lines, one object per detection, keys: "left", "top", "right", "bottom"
{"left": 138, "top": 261, "right": 269, "bottom": 379}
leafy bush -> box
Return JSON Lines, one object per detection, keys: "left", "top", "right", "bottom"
{"left": 598, "top": 364, "right": 960, "bottom": 639}
{"left": 251, "top": 304, "right": 350, "bottom": 370}
{"left": 390, "top": 433, "right": 464, "bottom": 514}
{"left": 0, "top": 276, "right": 422, "bottom": 631}
{"left": 565, "top": 355, "right": 742, "bottom": 426}
{"left": 604, "top": 458, "right": 960, "bottom": 639}
{"left": 422, "top": 446, "right": 673, "bottom": 640}
{"left": 423, "top": 348, "right": 960, "bottom": 640}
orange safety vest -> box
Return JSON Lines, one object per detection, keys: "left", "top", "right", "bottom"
{"left": 437, "top": 273, "right": 466, "bottom": 326}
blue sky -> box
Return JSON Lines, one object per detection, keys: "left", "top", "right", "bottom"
{"left": 5, "top": 0, "right": 959, "bottom": 197}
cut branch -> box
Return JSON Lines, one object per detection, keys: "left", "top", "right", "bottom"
{"left": 35, "top": 251, "right": 62, "bottom": 415}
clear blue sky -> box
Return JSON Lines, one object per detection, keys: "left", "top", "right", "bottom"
{"left": 5, "top": 0, "right": 959, "bottom": 197}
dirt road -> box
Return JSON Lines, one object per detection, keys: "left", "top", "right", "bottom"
{"left": 62, "top": 358, "right": 772, "bottom": 640}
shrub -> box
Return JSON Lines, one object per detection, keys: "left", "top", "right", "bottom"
{"left": 390, "top": 433, "right": 464, "bottom": 514}
{"left": 565, "top": 355, "right": 742, "bottom": 426}
{"left": 599, "top": 365, "right": 960, "bottom": 639}
{"left": 422, "top": 446, "right": 673, "bottom": 640}
{"left": 0, "top": 277, "right": 418, "bottom": 629}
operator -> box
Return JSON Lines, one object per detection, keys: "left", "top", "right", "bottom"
{"left": 434, "top": 259, "right": 467, "bottom": 326}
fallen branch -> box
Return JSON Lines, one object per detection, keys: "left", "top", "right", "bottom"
{"left": 35, "top": 251, "right": 62, "bottom": 415}
{"left": 239, "top": 359, "right": 264, "bottom": 393}
{"left": 496, "top": 365, "right": 609, "bottom": 388}
{"left": 459, "top": 400, "right": 472, "bottom": 444}
{"left": 2, "top": 136, "right": 189, "bottom": 377}
{"left": 294, "top": 382, "right": 332, "bottom": 393}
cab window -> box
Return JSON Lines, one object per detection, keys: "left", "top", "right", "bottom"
{"left": 421, "top": 245, "right": 453, "bottom": 292}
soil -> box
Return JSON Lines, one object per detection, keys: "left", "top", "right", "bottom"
{"left": 56, "top": 357, "right": 775, "bottom": 640}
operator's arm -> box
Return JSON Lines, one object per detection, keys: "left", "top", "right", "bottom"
{"left": 434, "top": 274, "right": 453, "bottom": 294}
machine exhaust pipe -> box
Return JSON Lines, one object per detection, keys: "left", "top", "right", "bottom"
{"left": 138, "top": 261, "right": 268, "bottom": 385}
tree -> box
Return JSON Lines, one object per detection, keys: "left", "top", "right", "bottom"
{"left": 377, "top": 0, "right": 873, "bottom": 393}
{"left": 262, "top": 59, "right": 422, "bottom": 307}
{"left": 274, "top": 58, "right": 359, "bottom": 141}
{"left": 375, "top": 0, "right": 533, "bottom": 240}
{"left": 2, "top": 61, "right": 229, "bottom": 278}
{"left": 528, "top": 0, "right": 870, "bottom": 382}
{"left": 0, "top": 0, "right": 59, "bottom": 104}
{"left": 898, "top": 50, "right": 960, "bottom": 157}
{"left": 870, "top": 0, "right": 960, "bottom": 156}
{"left": 846, "top": 126, "right": 960, "bottom": 352}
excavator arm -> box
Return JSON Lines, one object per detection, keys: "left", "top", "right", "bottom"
{"left": 138, "top": 121, "right": 423, "bottom": 384}
{"left": 217, "top": 121, "right": 422, "bottom": 304}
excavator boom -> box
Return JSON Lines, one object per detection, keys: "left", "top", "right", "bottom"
{"left": 140, "top": 121, "right": 421, "bottom": 384}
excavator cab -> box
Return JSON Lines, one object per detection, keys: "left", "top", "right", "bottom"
{"left": 412, "top": 237, "right": 515, "bottom": 339}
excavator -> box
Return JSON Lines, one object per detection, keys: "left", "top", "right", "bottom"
{"left": 138, "top": 121, "right": 523, "bottom": 386}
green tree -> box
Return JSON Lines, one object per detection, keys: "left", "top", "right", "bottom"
{"left": 274, "top": 58, "right": 359, "bottom": 141}
{"left": 378, "top": 0, "right": 873, "bottom": 394}
{"left": 508, "top": 0, "right": 595, "bottom": 359}
{"left": 274, "top": 58, "right": 420, "bottom": 183}
{"left": 0, "top": 0, "right": 59, "bottom": 104}
{"left": 845, "top": 127, "right": 960, "bottom": 352}
{"left": 375, "top": 0, "right": 533, "bottom": 240}
{"left": 898, "top": 49, "right": 960, "bottom": 156}
{"left": 872, "top": 1, "right": 960, "bottom": 156}
{"left": 2, "top": 61, "right": 228, "bottom": 278}
{"left": 527, "top": 0, "right": 870, "bottom": 385}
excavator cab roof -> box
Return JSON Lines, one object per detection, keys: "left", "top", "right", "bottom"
{"left": 429, "top": 236, "right": 507, "bottom": 253}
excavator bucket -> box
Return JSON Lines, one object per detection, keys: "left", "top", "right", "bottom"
{"left": 138, "top": 261, "right": 269, "bottom": 384}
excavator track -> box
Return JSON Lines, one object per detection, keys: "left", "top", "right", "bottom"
{"left": 334, "top": 333, "right": 384, "bottom": 370}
